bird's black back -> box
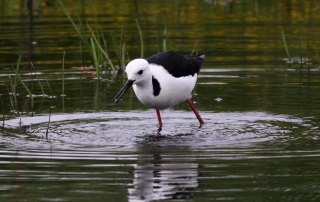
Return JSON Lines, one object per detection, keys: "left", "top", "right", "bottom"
{"left": 146, "top": 51, "right": 204, "bottom": 78}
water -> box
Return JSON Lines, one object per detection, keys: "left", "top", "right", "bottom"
{"left": 1, "top": 0, "right": 320, "bottom": 201}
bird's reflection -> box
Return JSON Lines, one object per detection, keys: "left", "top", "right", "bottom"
{"left": 128, "top": 145, "right": 198, "bottom": 201}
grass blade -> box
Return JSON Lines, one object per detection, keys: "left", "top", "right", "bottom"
{"left": 120, "top": 25, "right": 124, "bottom": 65}
{"left": 162, "top": 15, "right": 169, "bottom": 52}
{"left": 90, "top": 37, "right": 99, "bottom": 77}
{"left": 7, "top": 85, "right": 14, "bottom": 112}
{"left": 14, "top": 68, "right": 34, "bottom": 116}
{"left": 121, "top": 43, "right": 126, "bottom": 68}
{"left": 135, "top": 18, "right": 143, "bottom": 58}
{"left": 57, "top": 0, "right": 93, "bottom": 62}
{"left": 282, "top": 30, "right": 290, "bottom": 59}
{"left": 1, "top": 96, "right": 4, "bottom": 133}
{"left": 86, "top": 22, "right": 116, "bottom": 73}
{"left": 31, "top": 62, "right": 45, "bottom": 96}
{"left": 191, "top": 40, "right": 199, "bottom": 55}
{"left": 111, "top": 31, "right": 121, "bottom": 66}
{"left": 46, "top": 106, "right": 55, "bottom": 139}
{"left": 62, "top": 51, "right": 65, "bottom": 96}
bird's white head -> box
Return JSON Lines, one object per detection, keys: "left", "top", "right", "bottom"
{"left": 125, "top": 59, "right": 151, "bottom": 85}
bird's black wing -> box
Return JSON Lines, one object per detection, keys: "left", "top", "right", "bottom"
{"left": 146, "top": 51, "right": 204, "bottom": 78}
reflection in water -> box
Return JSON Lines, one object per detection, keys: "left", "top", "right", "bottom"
{"left": 128, "top": 146, "right": 198, "bottom": 201}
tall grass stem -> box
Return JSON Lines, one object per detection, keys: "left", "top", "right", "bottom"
{"left": 46, "top": 106, "right": 55, "bottom": 139}
{"left": 135, "top": 19, "right": 144, "bottom": 58}
{"left": 86, "top": 22, "right": 116, "bottom": 73}
{"left": 62, "top": 51, "right": 65, "bottom": 96}
{"left": 281, "top": 30, "right": 291, "bottom": 59}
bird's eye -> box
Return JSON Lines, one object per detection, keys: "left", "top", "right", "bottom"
{"left": 138, "top": 70, "right": 143, "bottom": 75}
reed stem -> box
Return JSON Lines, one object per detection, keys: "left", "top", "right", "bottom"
{"left": 135, "top": 18, "right": 144, "bottom": 58}
{"left": 46, "top": 106, "right": 55, "bottom": 139}
{"left": 281, "top": 30, "right": 291, "bottom": 59}
{"left": 62, "top": 51, "right": 65, "bottom": 96}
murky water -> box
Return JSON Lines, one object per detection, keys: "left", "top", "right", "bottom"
{"left": 1, "top": 0, "right": 320, "bottom": 201}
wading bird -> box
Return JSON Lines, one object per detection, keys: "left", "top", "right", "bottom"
{"left": 113, "top": 50, "right": 214, "bottom": 133}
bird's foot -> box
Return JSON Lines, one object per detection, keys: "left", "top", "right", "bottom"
{"left": 157, "top": 127, "right": 162, "bottom": 135}
{"left": 199, "top": 122, "right": 205, "bottom": 128}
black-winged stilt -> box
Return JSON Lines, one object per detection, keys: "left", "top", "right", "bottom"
{"left": 113, "top": 50, "right": 214, "bottom": 133}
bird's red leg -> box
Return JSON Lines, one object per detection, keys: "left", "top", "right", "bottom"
{"left": 186, "top": 98, "right": 204, "bottom": 128}
{"left": 156, "top": 109, "right": 163, "bottom": 133}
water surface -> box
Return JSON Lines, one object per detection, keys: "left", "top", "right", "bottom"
{"left": 1, "top": 0, "right": 320, "bottom": 201}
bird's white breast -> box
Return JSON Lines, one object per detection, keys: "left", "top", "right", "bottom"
{"left": 132, "top": 64, "right": 197, "bottom": 110}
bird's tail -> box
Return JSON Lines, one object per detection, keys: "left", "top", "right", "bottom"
{"left": 197, "top": 49, "right": 219, "bottom": 58}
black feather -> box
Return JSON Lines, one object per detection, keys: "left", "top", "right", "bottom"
{"left": 146, "top": 51, "right": 205, "bottom": 78}
{"left": 152, "top": 76, "right": 161, "bottom": 96}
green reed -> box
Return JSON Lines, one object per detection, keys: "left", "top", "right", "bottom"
{"left": 90, "top": 38, "right": 99, "bottom": 76}
{"left": 87, "top": 22, "right": 116, "bottom": 73}
{"left": 44, "top": 76, "right": 53, "bottom": 96}
{"left": 7, "top": 86, "right": 14, "bottom": 113}
{"left": 111, "top": 31, "right": 121, "bottom": 66}
{"left": 135, "top": 19, "right": 143, "bottom": 58}
{"left": 15, "top": 69, "right": 34, "bottom": 116}
{"left": 57, "top": 0, "right": 89, "bottom": 51}
{"left": 62, "top": 51, "right": 65, "bottom": 96}
{"left": 191, "top": 40, "right": 199, "bottom": 55}
{"left": 120, "top": 26, "right": 125, "bottom": 65}
{"left": 1, "top": 96, "right": 4, "bottom": 133}
{"left": 162, "top": 16, "right": 169, "bottom": 52}
{"left": 281, "top": 30, "right": 291, "bottom": 60}
{"left": 58, "top": 0, "right": 115, "bottom": 74}
{"left": 109, "top": 26, "right": 127, "bottom": 71}
{"left": 31, "top": 62, "right": 45, "bottom": 96}
{"left": 8, "top": 75, "right": 16, "bottom": 111}
{"left": 156, "top": 34, "right": 160, "bottom": 52}
{"left": 46, "top": 106, "right": 55, "bottom": 139}
{"left": 307, "top": 34, "right": 311, "bottom": 82}
{"left": 10, "top": 56, "right": 22, "bottom": 110}
{"left": 316, "top": 51, "right": 320, "bottom": 66}
{"left": 297, "top": 28, "right": 303, "bottom": 83}
{"left": 121, "top": 43, "right": 126, "bottom": 69}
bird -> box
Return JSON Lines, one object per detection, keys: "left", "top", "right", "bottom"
{"left": 113, "top": 50, "right": 215, "bottom": 133}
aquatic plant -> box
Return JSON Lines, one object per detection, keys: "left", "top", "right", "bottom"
{"left": 1, "top": 96, "right": 4, "bottom": 133}
{"left": 57, "top": 0, "right": 116, "bottom": 75}
{"left": 191, "top": 40, "right": 199, "bottom": 55}
{"left": 46, "top": 106, "right": 55, "bottom": 139}
{"left": 62, "top": 51, "right": 65, "bottom": 96}
{"left": 31, "top": 62, "right": 46, "bottom": 96}
{"left": 162, "top": 17, "right": 168, "bottom": 52}
{"left": 135, "top": 19, "right": 143, "bottom": 58}
{"left": 281, "top": 30, "right": 291, "bottom": 63}
{"left": 86, "top": 22, "right": 116, "bottom": 74}
{"left": 16, "top": 69, "right": 34, "bottom": 116}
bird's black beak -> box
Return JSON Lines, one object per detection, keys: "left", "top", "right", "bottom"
{"left": 112, "top": 79, "right": 134, "bottom": 106}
